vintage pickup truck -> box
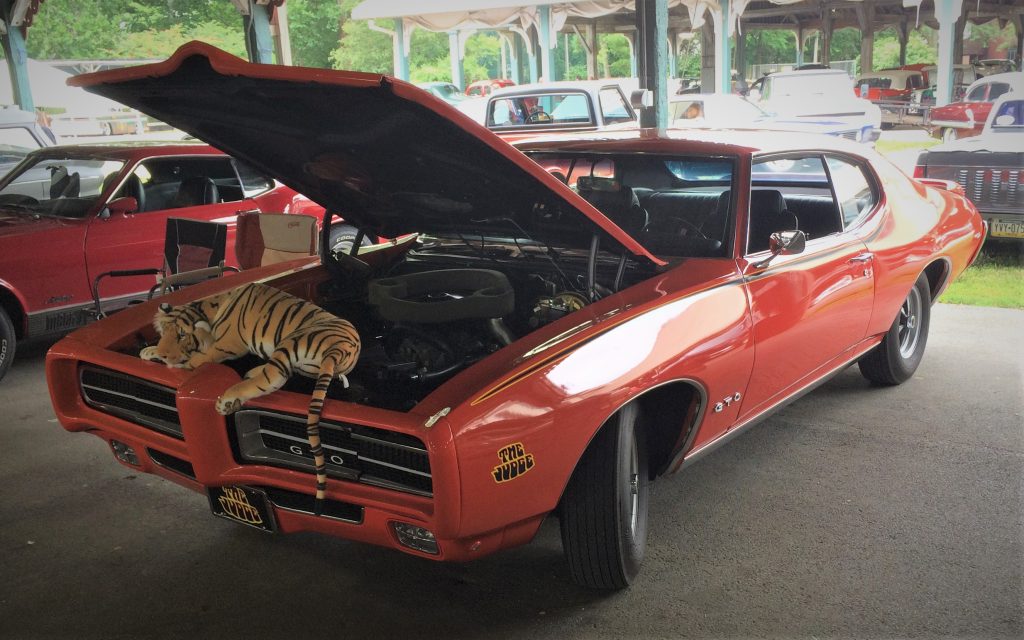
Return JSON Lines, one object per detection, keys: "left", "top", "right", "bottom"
{"left": 915, "top": 93, "right": 1024, "bottom": 241}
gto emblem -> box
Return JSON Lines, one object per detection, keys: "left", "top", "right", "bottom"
{"left": 714, "top": 392, "right": 742, "bottom": 413}
{"left": 493, "top": 442, "right": 535, "bottom": 483}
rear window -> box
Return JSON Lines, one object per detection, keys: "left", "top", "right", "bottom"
{"left": 487, "top": 92, "right": 595, "bottom": 128}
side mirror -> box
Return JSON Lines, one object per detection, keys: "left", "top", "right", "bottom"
{"left": 754, "top": 229, "right": 806, "bottom": 269}
{"left": 106, "top": 196, "right": 138, "bottom": 217}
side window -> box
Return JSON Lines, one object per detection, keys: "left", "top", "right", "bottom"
{"left": 126, "top": 156, "right": 243, "bottom": 212}
{"left": 234, "top": 159, "right": 274, "bottom": 197}
{"left": 988, "top": 82, "right": 1011, "bottom": 101}
{"left": 749, "top": 154, "right": 843, "bottom": 253}
{"left": 599, "top": 87, "right": 633, "bottom": 124}
{"left": 825, "top": 156, "right": 876, "bottom": 228}
{"left": 966, "top": 84, "right": 987, "bottom": 101}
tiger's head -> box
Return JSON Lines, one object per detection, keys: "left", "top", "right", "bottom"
{"left": 140, "top": 302, "right": 214, "bottom": 367}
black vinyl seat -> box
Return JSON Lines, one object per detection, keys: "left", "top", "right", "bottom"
{"left": 172, "top": 176, "right": 219, "bottom": 208}
{"left": 748, "top": 189, "right": 799, "bottom": 253}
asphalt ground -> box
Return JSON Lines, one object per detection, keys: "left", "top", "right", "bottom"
{"left": 0, "top": 303, "right": 1020, "bottom": 640}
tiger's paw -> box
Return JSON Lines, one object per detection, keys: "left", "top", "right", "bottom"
{"left": 215, "top": 396, "right": 243, "bottom": 415}
{"left": 139, "top": 347, "right": 164, "bottom": 363}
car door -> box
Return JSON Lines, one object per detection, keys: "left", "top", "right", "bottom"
{"left": 84, "top": 154, "right": 261, "bottom": 306}
{"left": 736, "top": 152, "right": 877, "bottom": 422}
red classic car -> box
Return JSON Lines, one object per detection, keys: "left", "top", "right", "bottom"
{"left": 464, "top": 77, "right": 515, "bottom": 97}
{"left": 854, "top": 69, "right": 926, "bottom": 102}
{"left": 0, "top": 143, "right": 322, "bottom": 380}
{"left": 47, "top": 43, "right": 984, "bottom": 590}
{"left": 928, "top": 71, "right": 1023, "bottom": 141}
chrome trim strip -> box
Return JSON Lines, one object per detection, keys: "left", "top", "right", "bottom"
{"left": 359, "top": 455, "right": 433, "bottom": 478}
{"left": 234, "top": 410, "right": 432, "bottom": 496}
{"left": 81, "top": 382, "right": 176, "bottom": 412}
{"left": 78, "top": 366, "right": 182, "bottom": 438}
{"left": 678, "top": 340, "right": 878, "bottom": 470}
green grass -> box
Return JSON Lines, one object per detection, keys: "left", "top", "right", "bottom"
{"left": 875, "top": 138, "right": 941, "bottom": 155}
{"left": 940, "top": 253, "right": 1024, "bottom": 309}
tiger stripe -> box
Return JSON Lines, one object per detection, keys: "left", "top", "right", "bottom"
{"left": 144, "top": 282, "right": 361, "bottom": 516}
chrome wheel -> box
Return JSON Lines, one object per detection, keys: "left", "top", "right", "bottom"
{"left": 897, "top": 286, "right": 922, "bottom": 358}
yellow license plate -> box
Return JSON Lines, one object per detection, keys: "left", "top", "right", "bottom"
{"left": 991, "top": 221, "right": 1024, "bottom": 238}
{"left": 208, "top": 485, "right": 276, "bottom": 532}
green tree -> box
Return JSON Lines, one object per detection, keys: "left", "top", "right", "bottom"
{"left": 287, "top": 0, "right": 343, "bottom": 68}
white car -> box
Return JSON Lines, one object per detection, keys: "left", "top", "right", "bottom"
{"left": 750, "top": 69, "right": 882, "bottom": 139}
{"left": 669, "top": 93, "right": 878, "bottom": 143}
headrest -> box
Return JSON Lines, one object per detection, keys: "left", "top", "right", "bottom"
{"left": 174, "top": 176, "right": 219, "bottom": 208}
{"left": 750, "top": 189, "right": 786, "bottom": 216}
{"left": 577, "top": 177, "right": 648, "bottom": 236}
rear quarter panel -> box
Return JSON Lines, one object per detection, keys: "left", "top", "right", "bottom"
{"left": 857, "top": 155, "right": 984, "bottom": 335}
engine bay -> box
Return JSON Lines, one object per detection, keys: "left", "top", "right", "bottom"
{"left": 131, "top": 234, "right": 652, "bottom": 412}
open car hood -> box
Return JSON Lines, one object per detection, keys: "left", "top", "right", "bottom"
{"left": 70, "top": 42, "right": 662, "bottom": 266}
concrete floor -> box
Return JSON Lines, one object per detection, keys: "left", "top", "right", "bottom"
{"left": 0, "top": 304, "right": 1021, "bottom": 640}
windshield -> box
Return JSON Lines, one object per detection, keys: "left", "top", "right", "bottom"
{"left": 528, "top": 152, "right": 736, "bottom": 258}
{"left": 672, "top": 97, "right": 767, "bottom": 125}
{"left": 0, "top": 154, "right": 125, "bottom": 218}
{"left": 488, "top": 93, "right": 594, "bottom": 128}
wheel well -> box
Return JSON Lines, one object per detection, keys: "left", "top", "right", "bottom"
{"left": 631, "top": 381, "right": 702, "bottom": 478}
{"left": 923, "top": 259, "right": 950, "bottom": 304}
{"left": 0, "top": 288, "right": 25, "bottom": 339}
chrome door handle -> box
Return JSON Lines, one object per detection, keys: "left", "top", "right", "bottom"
{"left": 848, "top": 253, "right": 873, "bottom": 263}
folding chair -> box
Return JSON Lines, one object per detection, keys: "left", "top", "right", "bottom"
{"left": 234, "top": 211, "right": 319, "bottom": 270}
{"left": 91, "top": 217, "right": 235, "bottom": 319}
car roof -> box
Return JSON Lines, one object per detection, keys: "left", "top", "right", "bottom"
{"left": 769, "top": 69, "right": 850, "bottom": 79}
{"left": 0, "top": 107, "right": 39, "bottom": 126}
{"left": 489, "top": 79, "right": 630, "bottom": 98}
{"left": 859, "top": 69, "right": 921, "bottom": 79}
{"left": 513, "top": 127, "right": 866, "bottom": 157}
{"left": 967, "top": 71, "right": 1024, "bottom": 91}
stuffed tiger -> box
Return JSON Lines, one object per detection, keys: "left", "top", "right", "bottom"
{"left": 141, "top": 282, "right": 361, "bottom": 515}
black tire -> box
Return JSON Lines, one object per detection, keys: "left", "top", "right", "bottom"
{"left": 560, "top": 403, "right": 649, "bottom": 590}
{"left": 858, "top": 272, "right": 931, "bottom": 385}
{"left": 328, "top": 224, "right": 373, "bottom": 254}
{"left": 0, "top": 306, "right": 16, "bottom": 383}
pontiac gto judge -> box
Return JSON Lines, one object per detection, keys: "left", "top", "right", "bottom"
{"left": 47, "top": 43, "right": 985, "bottom": 590}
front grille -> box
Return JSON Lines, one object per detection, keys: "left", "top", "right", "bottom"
{"left": 79, "top": 366, "right": 181, "bottom": 439}
{"left": 233, "top": 410, "right": 432, "bottom": 497}
{"left": 931, "top": 166, "right": 1024, "bottom": 213}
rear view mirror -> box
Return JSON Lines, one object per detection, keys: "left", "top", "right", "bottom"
{"left": 576, "top": 176, "right": 620, "bottom": 192}
{"left": 754, "top": 229, "right": 806, "bottom": 269}
{"left": 106, "top": 196, "right": 138, "bottom": 217}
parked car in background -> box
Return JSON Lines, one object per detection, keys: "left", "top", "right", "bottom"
{"left": 464, "top": 78, "right": 515, "bottom": 98}
{"left": 47, "top": 42, "right": 984, "bottom": 591}
{"left": 0, "top": 143, "right": 323, "bottom": 381}
{"left": 975, "top": 59, "right": 1018, "bottom": 76}
{"left": 909, "top": 64, "right": 979, "bottom": 114}
{"left": 749, "top": 69, "right": 882, "bottom": 139}
{"left": 854, "top": 69, "right": 926, "bottom": 102}
{"left": 669, "top": 93, "right": 879, "bottom": 143}
{"left": 51, "top": 109, "right": 146, "bottom": 137}
{"left": 0, "top": 107, "right": 57, "bottom": 174}
{"left": 479, "top": 80, "right": 637, "bottom": 140}
{"left": 916, "top": 93, "right": 1024, "bottom": 242}
{"left": 928, "top": 71, "right": 1023, "bottom": 141}
{"left": 415, "top": 82, "right": 466, "bottom": 105}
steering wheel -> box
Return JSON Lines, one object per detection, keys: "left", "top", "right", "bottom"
{"left": 676, "top": 217, "right": 708, "bottom": 239}
{"left": 526, "top": 110, "right": 552, "bottom": 124}
{"left": 0, "top": 193, "right": 39, "bottom": 206}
